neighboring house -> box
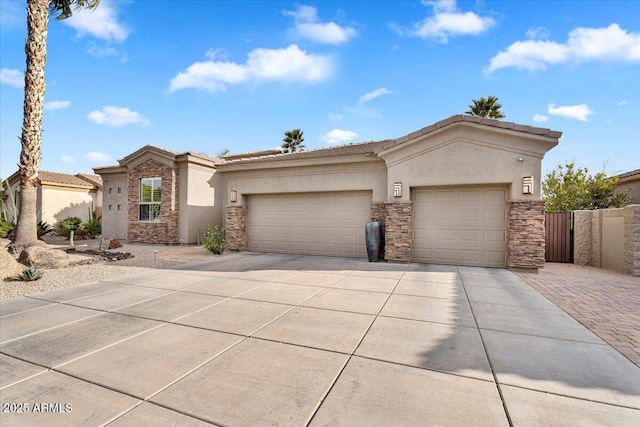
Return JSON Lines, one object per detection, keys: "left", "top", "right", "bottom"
{"left": 93, "top": 145, "right": 221, "bottom": 242}
{"left": 96, "top": 115, "right": 561, "bottom": 271}
{"left": 616, "top": 169, "right": 640, "bottom": 205}
{"left": 1, "top": 171, "right": 102, "bottom": 227}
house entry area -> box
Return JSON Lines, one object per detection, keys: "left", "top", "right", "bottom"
{"left": 247, "top": 191, "right": 372, "bottom": 257}
{"left": 412, "top": 186, "right": 508, "bottom": 268}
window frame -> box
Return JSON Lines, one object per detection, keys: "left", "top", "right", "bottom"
{"left": 139, "top": 177, "right": 162, "bottom": 222}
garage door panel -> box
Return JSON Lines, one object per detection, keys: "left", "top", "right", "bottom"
{"left": 248, "top": 192, "right": 370, "bottom": 257}
{"left": 413, "top": 187, "right": 507, "bottom": 268}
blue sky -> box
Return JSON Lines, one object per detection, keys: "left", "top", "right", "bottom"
{"left": 1, "top": 0, "right": 639, "bottom": 179}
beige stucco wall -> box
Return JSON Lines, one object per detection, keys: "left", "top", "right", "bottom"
{"left": 573, "top": 210, "right": 592, "bottom": 266}
{"left": 379, "top": 125, "right": 554, "bottom": 201}
{"left": 177, "top": 162, "right": 221, "bottom": 243}
{"left": 601, "top": 210, "right": 624, "bottom": 273}
{"left": 224, "top": 159, "right": 387, "bottom": 205}
{"left": 101, "top": 172, "right": 128, "bottom": 239}
{"left": 40, "top": 186, "right": 95, "bottom": 227}
{"left": 617, "top": 178, "right": 640, "bottom": 205}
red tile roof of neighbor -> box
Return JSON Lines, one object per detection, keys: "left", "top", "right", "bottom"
{"left": 617, "top": 169, "right": 640, "bottom": 181}
{"left": 219, "top": 115, "right": 562, "bottom": 165}
{"left": 4, "top": 171, "right": 103, "bottom": 188}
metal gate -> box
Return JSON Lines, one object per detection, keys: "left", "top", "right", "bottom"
{"left": 545, "top": 212, "right": 573, "bottom": 263}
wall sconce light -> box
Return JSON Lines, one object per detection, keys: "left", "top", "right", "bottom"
{"left": 522, "top": 176, "right": 534, "bottom": 195}
{"left": 517, "top": 157, "right": 524, "bottom": 162}
{"left": 393, "top": 182, "right": 402, "bottom": 198}
{"left": 229, "top": 190, "right": 237, "bottom": 202}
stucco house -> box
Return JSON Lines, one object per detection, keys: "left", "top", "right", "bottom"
{"left": 616, "top": 169, "right": 640, "bottom": 205}
{"left": 93, "top": 145, "right": 221, "bottom": 242}
{"left": 2, "top": 171, "right": 102, "bottom": 227}
{"left": 95, "top": 115, "right": 561, "bottom": 271}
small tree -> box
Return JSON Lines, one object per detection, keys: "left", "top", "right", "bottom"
{"left": 542, "top": 162, "right": 628, "bottom": 212}
{"left": 282, "top": 129, "right": 305, "bottom": 153}
{"left": 466, "top": 96, "right": 505, "bottom": 119}
{"left": 217, "top": 148, "right": 230, "bottom": 158}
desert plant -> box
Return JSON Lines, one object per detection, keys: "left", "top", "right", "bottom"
{"left": 0, "top": 221, "right": 15, "bottom": 238}
{"left": 14, "top": 267, "right": 43, "bottom": 281}
{"left": 37, "top": 220, "right": 52, "bottom": 238}
{"left": 58, "top": 216, "right": 83, "bottom": 246}
{"left": 201, "top": 224, "right": 227, "bottom": 254}
{"left": 83, "top": 217, "right": 101, "bottom": 238}
{"left": 1, "top": 179, "right": 18, "bottom": 225}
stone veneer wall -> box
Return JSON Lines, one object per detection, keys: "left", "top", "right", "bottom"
{"left": 623, "top": 205, "right": 640, "bottom": 276}
{"left": 384, "top": 201, "right": 412, "bottom": 263}
{"left": 128, "top": 159, "right": 179, "bottom": 243}
{"left": 370, "top": 202, "right": 387, "bottom": 260}
{"left": 226, "top": 206, "right": 248, "bottom": 251}
{"left": 574, "top": 205, "right": 640, "bottom": 276}
{"left": 507, "top": 200, "right": 545, "bottom": 270}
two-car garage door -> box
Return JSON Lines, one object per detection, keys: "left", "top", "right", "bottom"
{"left": 247, "top": 192, "right": 371, "bottom": 257}
{"left": 412, "top": 187, "right": 508, "bottom": 268}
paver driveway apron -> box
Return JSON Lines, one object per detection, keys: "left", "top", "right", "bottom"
{"left": 0, "top": 253, "right": 639, "bottom": 426}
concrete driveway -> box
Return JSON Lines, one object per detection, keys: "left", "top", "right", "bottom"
{"left": 1, "top": 253, "right": 639, "bottom": 426}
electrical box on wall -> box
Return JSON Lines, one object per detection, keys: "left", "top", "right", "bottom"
{"left": 522, "top": 176, "right": 534, "bottom": 195}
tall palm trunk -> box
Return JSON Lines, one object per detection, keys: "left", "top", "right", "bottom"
{"left": 14, "top": 0, "right": 48, "bottom": 244}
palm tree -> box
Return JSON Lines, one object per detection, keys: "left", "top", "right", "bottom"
{"left": 282, "top": 129, "right": 305, "bottom": 153}
{"left": 466, "top": 96, "right": 505, "bottom": 119}
{"left": 13, "top": 0, "right": 99, "bottom": 246}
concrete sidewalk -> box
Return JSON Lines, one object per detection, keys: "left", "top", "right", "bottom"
{"left": 1, "top": 253, "right": 639, "bottom": 426}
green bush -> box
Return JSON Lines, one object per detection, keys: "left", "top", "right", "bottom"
{"left": 0, "top": 221, "right": 15, "bottom": 238}
{"left": 83, "top": 217, "right": 101, "bottom": 238}
{"left": 37, "top": 221, "right": 53, "bottom": 238}
{"left": 14, "top": 267, "right": 43, "bottom": 281}
{"left": 58, "top": 216, "right": 83, "bottom": 231}
{"left": 201, "top": 224, "right": 227, "bottom": 254}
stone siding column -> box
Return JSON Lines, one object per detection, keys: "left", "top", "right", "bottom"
{"left": 226, "top": 206, "right": 248, "bottom": 251}
{"left": 384, "top": 201, "right": 412, "bottom": 263}
{"left": 370, "top": 202, "right": 387, "bottom": 260}
{"left": 573, "top": 210, "right": 592, "bottom": 266}
{"left": 508, "top": 200, "right": 545, "bottom": 270}
{"left": 624, "top": 204, "right": 640, "bottom": 276}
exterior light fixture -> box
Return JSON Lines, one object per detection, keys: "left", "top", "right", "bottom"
{"left": 517, "top": 157, "right": 524, "bottom": 162}
{"left": 522, "top": 176, "right": 534, "bottom": 195}
{"left": 393, "top": 182, "right": 402, "bottom": 198}
{"left": 229, "top": 190, "right": 237, "bottom": 202}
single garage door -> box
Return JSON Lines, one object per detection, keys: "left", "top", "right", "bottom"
{"left": 413, "top": 187, "right": 508, "bottom": 268}
{"left": 247, "top": 192, "right": 371, "bottom": 257}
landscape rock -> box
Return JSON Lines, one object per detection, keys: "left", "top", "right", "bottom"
{"left": 109, "top": 238, "right": 123, "bottom": 250}
{"left": 99, "top": 238, "right": 123, "bottom": 250}
{"left": 18, "top": 246, "right": 70, "bottom": 269}
{"left": 1, "top": 248, "right": 23, "bottom": 279}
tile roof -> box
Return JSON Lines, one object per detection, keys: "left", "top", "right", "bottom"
{"left": 37, "top": 171, "right": 102, "bottom": 188}
{"left": 219, "top": 115, "right": 561, "bottom": 166}
{"left": 117, "top": 145, "right": 217, "bottom": 165}
{"left": 617, "top": 168, "right": 640, "bottom": 181}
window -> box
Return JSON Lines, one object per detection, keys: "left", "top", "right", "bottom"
{"left": 139, "top": 178, "right": 161, "bottom": 221}
{"left": 117, "top": 204, "right": 122, "bottom": 211}
{"left": 117, "top": 187, "right": 122, "bottom": 194}
{"left": 108, "top": 205, "right": 113, "bottom": 211}
{"left": 108, "top": 188, "right": 113, "bottom": 194}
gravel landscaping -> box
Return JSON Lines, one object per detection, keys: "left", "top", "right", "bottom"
{"left": 1, "top": 237, "right": 218, "bottom": 300}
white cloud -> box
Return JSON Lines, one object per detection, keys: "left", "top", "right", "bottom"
{"left": 488, "top": 23, "right": 640, "bottom": 72}
{"left": 547, "top": 104, "right": 593, "bottom": 121}
{"left": 0, "top": 68, "right": 23, "bottom": 87}
{"left": 87, "top": 43, "right": 119, "bottom": 57}
{"left": 359, "top": 88, "right": 394, "bottom": 104}
{"left": 526, "top": 26, "right": 550, "bottom": 40}
{"left": 321, "top": 129, "right": 358, "bottom": 144}
{"left": 284, "top": 5, "right": 357, "bottom": 45}
{"left": 87, "top": 106, "right": 150, "bottom": 127}
{"left": 169, "top": 44, "right": 332, "bottom": 93}
{"left": 0, "top": 0, "right": 24, "bottom": 28}
{"left": 532, "top": 114, "right": 549, "bottom": 123}
{"left": 60, "top": 155, "right": 75, "bottom": 164}
{"left": 63, "top": 0, "right": 129, "bottom": 42}
{"left": 618, "top": 99, "right": 630, "bottom": 106}
{"left": 45, "top": 100, "right": 71, "bottom": 111}
{"left": 398, "top": 0, "right": 495, "bottom": 42}
{"left": 83, "top": 152, "right": 112, "bottom": 163}
{"left": 328, "top": 113, "right": 344, "bottom": 120}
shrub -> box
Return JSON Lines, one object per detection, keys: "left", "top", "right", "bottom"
{"left": 37, "top": 221, "right": 53, "bottom": 238}
{"left": 83, "top": 217, "right": 101, "bottom": 239}
{"left": 14, "top": 267, "right": 43, "bottom": 281}
{"left": 58, "top": 216, "right": 83, "bottom": 231}
{"left": 0, "top": 221, "right": 15, "bottom": 238}
{"left": 201, "top": 224, "right": 227, "bottom": 254}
